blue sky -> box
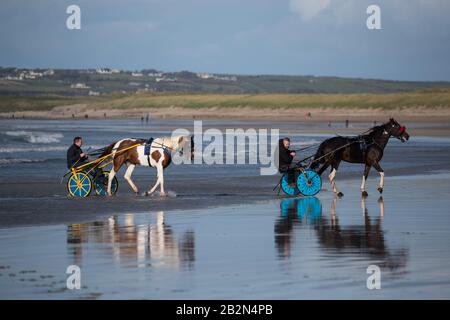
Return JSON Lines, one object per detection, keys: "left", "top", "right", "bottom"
{"left": 1, "top": 0, "right": 449, "bottom": 81}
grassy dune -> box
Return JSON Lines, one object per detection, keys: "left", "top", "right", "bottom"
{"left": 1, "top": 89, "right": 450, "bottom": 114}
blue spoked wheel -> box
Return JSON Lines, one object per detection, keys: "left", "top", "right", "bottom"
{"left": 67, "top": 172, "right": 92, "bottom": 197}
{"left": 297, "top": 197, "right": 322, "bottom": 222}
{"left": 94, "top": 171, "right": 118, "bottom": 196}
{"left": 296, "top": 169, "right": 322, "bottom": 196}
{"left": 280, "top": 173, "right": 300, "bottom": 196}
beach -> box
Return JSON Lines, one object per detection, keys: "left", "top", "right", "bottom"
{"left": 1, "top": 118, "right": 450, "bottom": 299}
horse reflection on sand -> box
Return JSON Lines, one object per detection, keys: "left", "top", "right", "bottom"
{"left": 275, "top": 197, "right": 408, "bottom": 271}
{"left": 67, "top": 212, "right": 195, "bottom": 270}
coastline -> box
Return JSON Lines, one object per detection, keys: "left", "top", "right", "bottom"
{"left": 2, "top": 106, "right": 450, "bottom": 137}
{"left": 3, "top": 105, "right": 450, "bottom": 123}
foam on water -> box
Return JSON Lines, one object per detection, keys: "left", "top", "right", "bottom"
{"left": 0, "top": 158, "right": 53, "bottom": 165}
{"left": 5, "top": 131, "right": 63, "bottom": 144}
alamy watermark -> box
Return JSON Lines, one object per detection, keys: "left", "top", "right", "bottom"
{"left": 66, "top": 265, "right": 81, "bottom": 290}
{"left": 66, "top": 5, "right": 81, "bottom": 30}
{"left": 171, "top": 121, "right": 280, "bottom": 176}
{"left": 366, "top": 265, "right": 381, "bottom": 289}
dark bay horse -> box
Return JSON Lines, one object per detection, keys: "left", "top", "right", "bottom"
{"left": 311, "top": 118, "right": 410, "bottom": 197}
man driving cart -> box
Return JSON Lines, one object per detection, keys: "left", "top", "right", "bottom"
{"left": 278, "top": 137, "right": 296, "bottom": 185}
{"left": 66, "top": 136, "right": 102, "bottom": 180}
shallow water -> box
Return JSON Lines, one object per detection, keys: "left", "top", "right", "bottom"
{"left": 1, "top": 172, "right": 450, "bottom": 299}
{"left": 1, "top": 118, "right": 449, "bottom": 180}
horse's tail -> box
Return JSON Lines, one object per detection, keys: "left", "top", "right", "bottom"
{"left": 310, "top": 143, "right": 325, "bottom": 171}
{"left": 99, "top": 141, "right": 117, "bottom": 158}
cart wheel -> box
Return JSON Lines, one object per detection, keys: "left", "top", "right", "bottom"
{"left": 297, "top": 169, "right": 321, "bottom": 196}
{"left": 281, "top": 173, "right": 300, "bottom": 196}
{"left": 94, "top": 171, "right": 118, "bottom": 196}
{"left": 297, "top": 197, "right": 322, "bottom": 222}
{"left": 67, "top": 172, "right": 92, "bottom": 197}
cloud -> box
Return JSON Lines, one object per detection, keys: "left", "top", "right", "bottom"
{"left": 289, "top": 0, "right": 331, "bottom": 20}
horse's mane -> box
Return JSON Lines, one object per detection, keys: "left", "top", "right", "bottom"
{"left": 362, "top": 123, "right": 388, "bottom": 137}
{"left": 336, "top": 122, "right": 387, "bottom": 140}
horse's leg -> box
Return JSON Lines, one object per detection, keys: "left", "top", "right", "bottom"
{"left": 124, "top": 163, "right": 139, "bottom": 194}
{"left": 361, "top": 164, "right": 371, "bottom": 197}
{"left": 158, "top": 167, "right": 166, "bottom": 196}
{"left": 107, "top": 169, "right": 116, "bottom": 196}
{"left": 108, "top": 158, "right": 123, "bottom": 196}
{"left": 329, "top": 162, "right": 343, "bottom": 197}
{"left": 144, "top": 164, "right": 163, "bottom": 196}
{"left": 317, "top": 162, "right": 330, "bottom": 176}
{"left": 373, "top": 162, "right": 385, "bottom": 194}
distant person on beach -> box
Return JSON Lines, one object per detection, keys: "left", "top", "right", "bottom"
{"left": 67, "top": 137, "right": 88, "bottom": 169}
{"left": 145, "top": 113, "right": 149, "bottom": 123}
{"left": 345, "top": 119, "right": 349, "bottom": 128}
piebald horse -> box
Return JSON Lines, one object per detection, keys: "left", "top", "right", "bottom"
{"left": 311, "top": 118, "right": 410, "bottom": 197}
{"left": 100, "top": 135, "right": 194, "bottom": 196}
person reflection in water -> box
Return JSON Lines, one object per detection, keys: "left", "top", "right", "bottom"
{"left": 67, "top": 212, "right": 195, "bottom": 270}
{"left": 274, "top": 197, "right": 408, "bottom": 271}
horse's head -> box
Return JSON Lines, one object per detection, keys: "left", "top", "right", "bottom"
{"left": 174, "top": 135, "right": 195, "bottom": 161}
{"left": 386, "top": 118, "right": 409, "bottom": 142}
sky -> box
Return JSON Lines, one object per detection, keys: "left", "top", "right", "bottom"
{"left": 1, "top": 0, "right": 450, "bottom": 81}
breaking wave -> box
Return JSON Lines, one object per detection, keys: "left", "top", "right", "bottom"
{"left": 5, "top": 131, "right": 63, "bottom": 144}
{"left": 0, "top": 145, "right": 105, "bottom": 153}
{"left": 0, "top": 146, "right": 67, "bottom": 153}
{"left": 0, "top": 158, "right": 58, "bottom": 165}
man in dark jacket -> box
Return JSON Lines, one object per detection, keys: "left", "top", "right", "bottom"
{"left": 278, "top": 137, "right": 296, "bottom": 184}
{"left": 67, "top": 136, "right": 88, "bottom": 169}
{"left": 278, "top": 137, "right": 296, "bottom": 171}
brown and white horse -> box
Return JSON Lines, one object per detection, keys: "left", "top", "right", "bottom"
{"left": 100, "top": 135, "right": 193, "bottom": 196}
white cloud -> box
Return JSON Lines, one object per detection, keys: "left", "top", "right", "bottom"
{"left": 289, "top": 0, "right": 331, "bottom": 20}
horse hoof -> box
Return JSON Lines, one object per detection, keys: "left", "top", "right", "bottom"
{"left": 377, "top": 187, "right": 383, "bottom": 194}
{"left": 362, "top": 191, "right": 368, "bottom": 197}
{"left": 337, "top": 192, "right": 344, "bottom": 198}
{"left": 142, "top": 191, "right": 149, "bottom": 197}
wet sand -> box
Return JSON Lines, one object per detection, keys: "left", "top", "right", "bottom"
{"left": 1, "top": 173, "right": 450, "bottom": 299}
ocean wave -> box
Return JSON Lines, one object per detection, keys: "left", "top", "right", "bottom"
{"left": 0, "top": 145, "right": 105, "bottom": 153}
{"left": 0, "top": 146, "right": 67, "bottom": 153}
{"left": 4, "top": 131, "right": 63, "bottom": 144}
{"left": 0, "top": 158, "right": 58, "bottom": 165}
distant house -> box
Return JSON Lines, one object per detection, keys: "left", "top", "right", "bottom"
{"left": 43, "top": 69, "right": 54, "bottom": 76}
{"left": 88, "top": 90, "right": 100, "bottom": 96}
{"left": 71, "top": 83, "right": 90, "bottom": 89}
{"left": 147, "top": 72, "right": 163, "bottom": 77}
{"left": 197, "top": 73, "right": 213, "bottom": 79}
{"left": 96, "top": 68, "right": 113, "bottom": 74}
{"left": 196, "top": 73, "right": 237, "bottom": 81}
{"left": 131, "top": 72, "right": 144, "bottom": 77}
{"left": 156, "top": 77, "right": 177, "bottom": 82}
